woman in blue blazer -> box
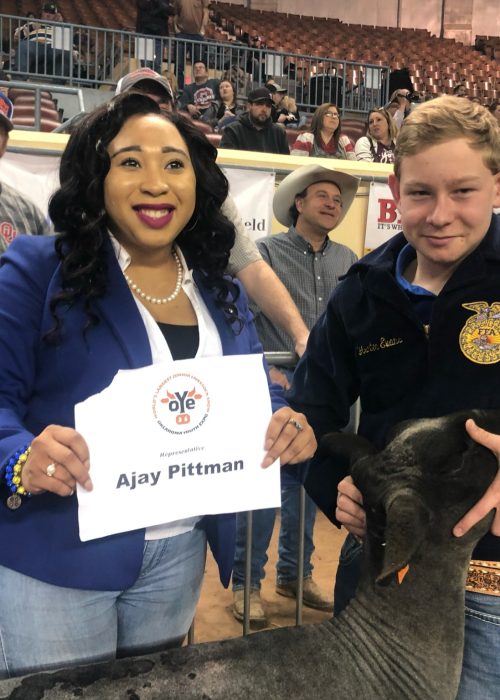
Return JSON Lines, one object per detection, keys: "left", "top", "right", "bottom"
{"left": 0, "top": 93, "right": 316, "bottom": 678}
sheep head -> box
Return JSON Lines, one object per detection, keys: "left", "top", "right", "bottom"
{"left": 320, "top": 409, "right": 500, "bottom": 585}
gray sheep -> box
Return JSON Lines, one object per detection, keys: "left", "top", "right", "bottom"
{"left": 0, "top": 409, "right": 498, "bottom": 700}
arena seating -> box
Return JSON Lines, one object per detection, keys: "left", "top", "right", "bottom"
{"left": 209, "top": 2, "right": 499, "bottom": 103}
{"left": 7, "top": 0, "right": 500, "bottom": 102}
{"left": 7, "top": 87, "right": 62, "bottom": 132}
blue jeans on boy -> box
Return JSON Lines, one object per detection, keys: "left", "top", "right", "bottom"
{"left": 232, "top": 479, "right": 317, "bottom": 590}
{"left": 456, "top": 590, "right": 500, "bottom": 699}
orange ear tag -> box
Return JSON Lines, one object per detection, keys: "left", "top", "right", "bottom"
{"left": 397, "top": 564, "right": 410, "bottom": 584}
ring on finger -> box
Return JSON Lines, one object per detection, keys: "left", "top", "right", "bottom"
{"left": 46, "top": 463, "right": 56, "bottom": 477}
{"left": 288, "top": 418, "right": 304, "bottom": 432}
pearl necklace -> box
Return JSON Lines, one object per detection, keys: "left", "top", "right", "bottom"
{"left": 124, "top": 250, "right": 183, "bottom": 305}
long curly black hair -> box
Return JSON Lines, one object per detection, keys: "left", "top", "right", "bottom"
{"left": 48, "top": 92, "right": 240, "bottom": 341}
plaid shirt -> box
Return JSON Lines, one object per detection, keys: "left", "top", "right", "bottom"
{"left": 0, "top": 182, "right": 52, "bottom": 255}
{"left": 253, "top": 226, "right": 357, "bottom": 356}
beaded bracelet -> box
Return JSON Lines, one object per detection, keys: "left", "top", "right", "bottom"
{"left": 4, "top": 445, "right": 32, "bottom": 510}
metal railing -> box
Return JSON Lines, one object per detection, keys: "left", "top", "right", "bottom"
{"left": 1, "top": 13, "right": 389, "bottom": 115}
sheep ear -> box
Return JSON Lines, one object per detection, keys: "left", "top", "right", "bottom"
{"left": 376, "top": 493, "right": 431, "bottom": 584}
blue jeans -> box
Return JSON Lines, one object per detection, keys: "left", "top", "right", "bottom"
{"left": 0, "top": 528, "right": 206, "bottom": 679}
{"left": 333, "top": 532, "right": 363, "bottom": 616}
{"left": 232, "top": 483, "right": 317, "bottom": 590}
{"left": 16, "top": 39, "right": 69, "bottom": 80}
{"left": 456, "top": 590, "right": 500, "bottom": 699}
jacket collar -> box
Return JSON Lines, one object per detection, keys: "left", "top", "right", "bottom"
{"left": 93, "top": 236, "right": 152, "bottom": 369}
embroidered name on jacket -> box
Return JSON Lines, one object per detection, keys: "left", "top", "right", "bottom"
{"left": 460, "top": 302, "right": 500, "bottom": 364}
{"left": 356, "top": 336, "right": 403, "bottom": 356}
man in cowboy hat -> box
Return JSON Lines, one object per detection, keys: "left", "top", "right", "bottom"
{"left": 232, "top": 164, "right": 360, "bottom": 624}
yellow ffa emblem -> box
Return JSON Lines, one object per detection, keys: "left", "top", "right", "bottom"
{"left": 459, "top": 302, "right": 500, "bottom": 364}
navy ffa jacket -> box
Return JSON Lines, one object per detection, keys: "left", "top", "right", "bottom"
{"left": 0, "top": 236, "right": 287, "bottom": 590}
{"left": 289, "top": 214, "right": 500, "bottom": 561}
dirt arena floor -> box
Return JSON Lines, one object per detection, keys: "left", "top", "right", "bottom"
{"left": 193, "top": 511, "right": 346, "bottom": 644}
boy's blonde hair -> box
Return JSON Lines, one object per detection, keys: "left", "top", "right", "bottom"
{"left": 394, "top": 96, "right": 500, "bottom": 178}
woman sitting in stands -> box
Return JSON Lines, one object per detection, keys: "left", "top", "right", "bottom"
{"left": 0, "top": 92, "right": 315, "bottom": 679}
{"left": 214, "top": 80, "right": 244, "bottom": 131}
{"left": 290, "top": 103, "right": 355, "bottom": 159}
{"left": 355, "top": 108, "right": 397, "bottom": 163}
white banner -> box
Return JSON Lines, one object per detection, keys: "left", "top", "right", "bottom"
{"left": 75, "top": 354, "right": 280, "bottom": 541}
{"left": 224, "top": 168, "right": 275, "bottom": 242}
{"left": 1, "top": 152, "right": 60, "bottom": 215}
{"left": 365, "top": 181, "right": 402, "bottom": 251}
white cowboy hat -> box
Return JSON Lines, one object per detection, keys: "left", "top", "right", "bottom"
{"left": 273, "top": 165, "right": 360, "bottom": 227}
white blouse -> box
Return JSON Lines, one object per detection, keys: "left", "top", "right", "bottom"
{"left": 110, "top": 234, "right": 223, "bottom": 540}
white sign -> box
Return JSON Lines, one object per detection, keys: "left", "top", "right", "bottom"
{"left": 224, "top": 168, "right": 275, "bottom": 241}
{"left": 135, "top": 37, "right": 155, "bottom": 61}
{"left": 365, "top": 180, "right": 402, "bottom": 251}
{"left": 1, "top": 152, "right": 60, "bottom": 215}
{"left": 75, "top": 354, "right": 280, "bottom": 541}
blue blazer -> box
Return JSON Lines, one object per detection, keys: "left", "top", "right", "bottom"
{"left": 0, "top": 236, "right": 287, "bottom": 590}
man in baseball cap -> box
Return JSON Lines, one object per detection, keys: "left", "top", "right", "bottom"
{"left": 232, "top": 164, "right": 359, "bottom": 624}
{"left": 220, "top": 87, "right": 289, "bottom": 154}
{"left": 115, "top": 67, "right": 175, "bottom": 111}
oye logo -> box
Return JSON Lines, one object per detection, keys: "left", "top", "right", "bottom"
{"left": 152, "top": 373, "right": 210, "bottom": 435}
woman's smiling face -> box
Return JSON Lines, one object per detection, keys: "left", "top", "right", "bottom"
{"left": 104, "top": 113, "right": 196, "bottom": 259}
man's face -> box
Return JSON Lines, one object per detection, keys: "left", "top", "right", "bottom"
{"left": 193, "top": 62, "right": 208, "bottom": 81}
{"left": 455, "top": 85, "right": 467, "bottom": 97}
{"left": 389, "top": 138, "right": 500, "bottom": 278}
{"left": 295, "top": 181, "right": 343, "bottom": 235}
{"left": 248, "top": 101, "right": 272, "bottom": 124}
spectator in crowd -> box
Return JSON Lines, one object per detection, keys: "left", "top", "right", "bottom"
{"left": 266, "top": 81, "right": 301, "bottom": 129}
{"left": 291, "top": 103, "right": 355, "bottom": 160}
{"left": 116, "top": 67, "right": 175, "bottom": 112}
{"left": 116, "top": 69, "right": 310, "bottom": 356}
{"left": 232, "top": 165, "right": 359, "bottom": 624}
{"left": 489, "top": 100, "right": 500, "bottom": 125}
{"left": 355, "top": 108, "right": 397, "bottom": 163}
{"left": 244, "top": 34, "right": 265, "bottom": 83}
{"left": 287, "top": 96, "right": 500, "bottom": 699}
{"left": 219, "top": 87, "right": 289, "bottom": 155}
{"left": 0, "top": 92, "right": 316, "bottom": 679}
{"left": 453, "top": 83, "right": 468, "bottom": 98}
{"left": 0, "top": 92, "right": 51, "bottom": 254}
{"left": 173, "top": 0, "right": 210, "bottom": 90}
{"left": 135, "top": 0, "right": 175, "bottom": 73}
{"left": 14, "top": 2, "right": 69, "bottom": 82}
{"left": 387, "top": 88, "right": 412, "bottom": 129}
{"left": 13, "top": 12, "right": 37, "bottom": 42}
{"left": 214, "top": 79, "right": 245, "bottom": 131}
{"left": 178, "top": 61, "right": 219, "bottom": 122}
